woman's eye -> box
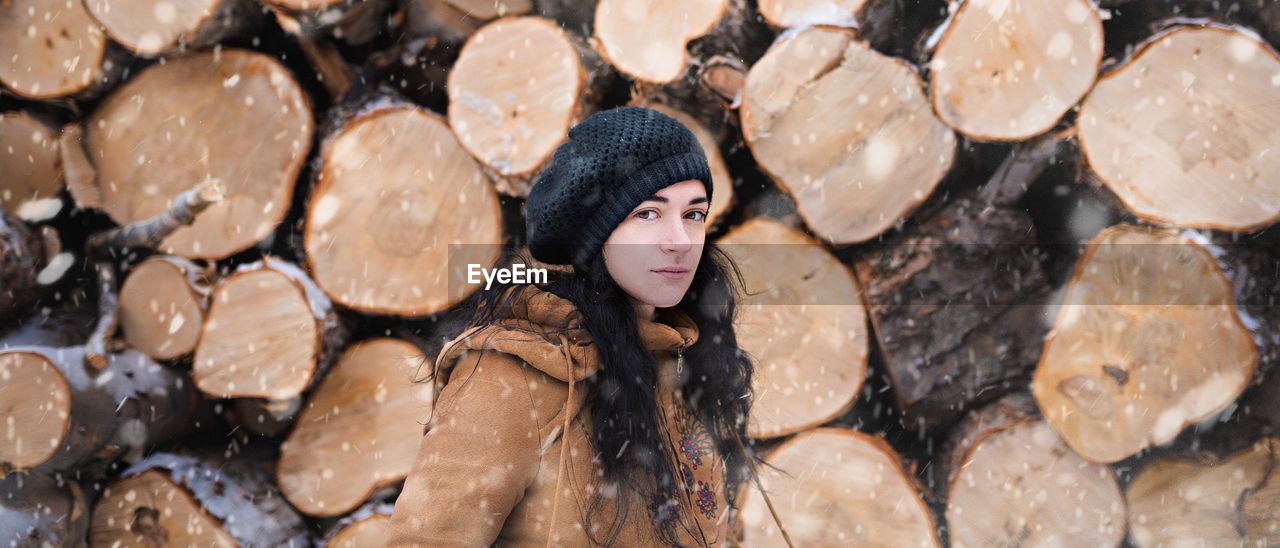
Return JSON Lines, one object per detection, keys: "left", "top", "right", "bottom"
{"left": 688, "top": 210, "right": 707, "bottom": 222}
{"left": 636, "top": 210, "right": 657, "bottom": 220}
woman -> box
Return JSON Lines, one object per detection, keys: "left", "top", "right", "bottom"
{"left": 388, "top": 106, "right": 788, "bottom": 547}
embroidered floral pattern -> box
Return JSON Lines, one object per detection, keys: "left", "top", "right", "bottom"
{"left": 671, "top": 391, "right": 714, "bottom": 468}
{"left": 662, "top": 385, "right": 721, "bottom": 527}
{"left": 695, "top": 481, "right": 717, "bottom": 519}
{"left": 680, "top": 433, "right": 703, "bottom": 468}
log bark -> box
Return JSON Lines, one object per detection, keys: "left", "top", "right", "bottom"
{"left": 0, "top": 209, "right": 48, "bottom": 323}
{"left": 0, "top": 471, "right": 90, "bottom": 547}
{"left": 83, "top": 0, "right": 264, "bottom": 57}
{"left": 447, "top": 15, "right": 615, "bottom": 197}
{"left": 716, "top": 218, "right": 868, "bottom": 439}
{"left": 854, "top": 134, "right": 1065, "bottom": 432}
{"left": 278, "top": 338, "right": 433, "bottom": 516}
{"left": 1125, "top": 437, "right": 1279, "bottom": 546}
{"left": 740, "top": 183, "right": 804, "bottom": 231}
{"left": 631, "top": 52, "right": 749, "bottom": 130}
{"left": 1031, "top": 224, "right": 1258, "bottom": 463}
{"left": 940, "top": 393, "right": 1126, "bottom": 547}
{"left": 535, "top": 0, "right": 597, "bottom": 36}
{"left": 737, "top": 427, "right": 941, "bottom": 546}
{"left": 193, "top": 256, "right": 350, "bottom": 436}
{"left": 303, "top": 89, "right": 503, "bottom": 316}
{"left": 91, "top": 449, "right": 311, "bottom": 546}
{"left": 295, "top": 32, "right": 358, "bottom": 100}
{"left": 740, "top": 25, "right": 956, "bottom": 244}
{"left": 1078, "top": 22, "right": 1280, "bottom": 232}
{"left": 264, "top": 0, "right": 394, "bottom": 45}
{"left": 0, "top": 0, "right": 131, "bottom": 101}
{"left": 83, "top": 48, "right": 313, "bottom": 260}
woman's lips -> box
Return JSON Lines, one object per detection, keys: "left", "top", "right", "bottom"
{"left": 652, "top": 267, "right": 690, "bottom": 280}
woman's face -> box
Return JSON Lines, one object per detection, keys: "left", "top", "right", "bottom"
{"left": 603, "top": 179, "right": 708, "bottom": 315}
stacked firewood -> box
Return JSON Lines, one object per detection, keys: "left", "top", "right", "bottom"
{"left": 2, "top": 0, "right": 1279, "bottom": 545}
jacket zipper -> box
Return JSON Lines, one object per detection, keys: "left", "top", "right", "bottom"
{"left": 676, "top": 338, "right": 690, "bottom": 377}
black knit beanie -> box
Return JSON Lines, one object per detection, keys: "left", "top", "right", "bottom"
{"left": 526, "top": 106, "right": 713, "bottom": 272}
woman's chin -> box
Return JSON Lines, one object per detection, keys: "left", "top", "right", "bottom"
{"left": 638, "top": 292, "right": 684, "bottom": 310}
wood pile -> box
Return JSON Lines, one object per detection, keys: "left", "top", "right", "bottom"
{"left": 2, "top": 0, "right": 1279, "bottom": 545}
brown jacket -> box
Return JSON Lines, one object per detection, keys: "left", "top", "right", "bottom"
{"left": 388, "top": 284, "right": 743, "bottom": 547}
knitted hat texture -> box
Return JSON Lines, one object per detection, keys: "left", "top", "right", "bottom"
{"left": 526, "top": 106, "right": 713, "bottom": 272}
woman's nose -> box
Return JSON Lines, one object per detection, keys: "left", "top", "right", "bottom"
{"left": 660, "top": 215, "right": 693, "bottom": 252}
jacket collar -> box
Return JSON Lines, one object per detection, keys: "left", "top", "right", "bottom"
{"left": 434, "top": 284, "right": 699, "bottom": 383}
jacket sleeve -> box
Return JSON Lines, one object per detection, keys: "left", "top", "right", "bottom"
{"left": 387, "top": 350, "right": 545, "bottom": 547}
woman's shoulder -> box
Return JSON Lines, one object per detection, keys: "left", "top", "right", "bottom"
{"left": 437, "top": 348, "right": 580, "bottom": 437}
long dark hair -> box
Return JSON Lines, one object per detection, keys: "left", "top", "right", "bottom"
{"left": 418, "top": 242, "right": 762, "bottom": 546}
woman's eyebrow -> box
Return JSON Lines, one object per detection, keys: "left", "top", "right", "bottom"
{"left": 642, "top": 196, "right": 709, "bottom": 205}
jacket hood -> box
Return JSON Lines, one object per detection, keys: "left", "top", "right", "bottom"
{"left": 433, "top": 284, "right": 699, "bottom": 383}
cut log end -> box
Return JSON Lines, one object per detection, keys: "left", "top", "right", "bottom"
{"left": 717, "top": 218, "right": 868, "bottom": 438}
{"left": 305, "top": 103, "right": 503, "bottom": 316}
{"left": 0, "top": 0, "right": 108, "bottom": 99}
{"left": 1079, "top": 25, "right": 1280, "bottom": 232}
{"left": 85, "top": 48, "right": 313, "bottom": 260}
{"left": 929, "top": 0, "right": 1104, "bottom": 141}
{"left": 1126, "top": 437, "right": 1279, "bottom": 546}
{"left": 738, "top": 428, "right": 939, "bottom": 546}
{"left": 278, "top": 338, "right": 432, "bottom": 516}
{"left": 119, "top": 257, "right": 207, "bottom": 361}
{"left": 92, "top": 469, "right": 239, "bottom": 547}
{"left": 741, "top": 25, "right": 956, "bottom": 244}
{"left": 944, "top": 395, "right": 1126, "bottom": 547}
{"left": 1032, "top": 224, "right": 1258, "bottom": 463}
{"left": 447, "top": 16, "right": 600, "bottom": 191}
{"left": 0, "top": 345, "right": 193, "bottom": 473}
{"left": 194, "top": 263, "right": 322, "bottom": 401}
{"left": 93, "top": 451, "right": 310, "bottom": 546}
{"left": 0, "top": 352, "right": 72, "bottom": 474}
{"left": 594, "top": 0, "right": 727, "bottom": 83}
